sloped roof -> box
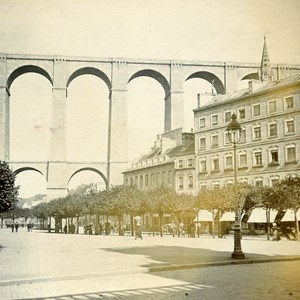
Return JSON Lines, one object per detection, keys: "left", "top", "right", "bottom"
{"left": 255, "top": 74, "right": 300, "bottom": 92}
{"left": 174, "top": 142, "right": 195, "bottom": 157}
{"left": 197, "top": 74, "right": 300, "bottom": 110}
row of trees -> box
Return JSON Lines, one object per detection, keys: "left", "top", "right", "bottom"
{"left": 28, "top": 176, "right": 300, "bottom": 239}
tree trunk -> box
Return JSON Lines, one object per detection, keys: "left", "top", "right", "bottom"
{"left": 76, "top": 216, "right": 79, "bottom": 234}
{"left": 159, "top": 214, "right": 163, "bottom": 237}
{"left": 294, "top": 208, "right": 299, "bottom": 241}
{"left": 266, "top": 208, "right": 270, "bottom": 241}
{"left": 130, "top": 214, "right": 134, "bottom": 236}
{"left": 118, "top": 215, "right": 122, "bottom": 236}
{"left": 211, "top": 210, "right": 215, "bottom": 239}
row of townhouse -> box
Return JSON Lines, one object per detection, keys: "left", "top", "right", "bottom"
{"left": 193, "top": 74, "right": 300, "bottom": 191}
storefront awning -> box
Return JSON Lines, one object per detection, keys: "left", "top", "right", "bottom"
{"left": 281, "top": 209, "right": 300, "bottom": 222}
{"left": 194, "top": 210, "right": 214, "bottom": 222}
{"left": 247, "top": 208, "right": 277, "bottom": 223}
{"left": 219, "top": 211, "right": 245, "bottom": 222}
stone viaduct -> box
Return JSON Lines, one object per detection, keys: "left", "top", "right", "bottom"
{"left": 0, "top": 53, "right": 299, "bottom": 199}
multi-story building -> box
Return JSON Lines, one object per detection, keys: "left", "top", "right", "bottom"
{"left": 123, "top": 128, "right": 195, "bottom": 195}
{"left": 194, "top": 74, "right": 300, "bottom": 192}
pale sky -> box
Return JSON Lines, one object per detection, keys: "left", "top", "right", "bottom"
{"left": 1, "top": 0, "right": 299, "bottom": 198}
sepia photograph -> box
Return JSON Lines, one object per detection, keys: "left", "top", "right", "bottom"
{"left": 0, "top": 0, "right": 300, "bottom": 299}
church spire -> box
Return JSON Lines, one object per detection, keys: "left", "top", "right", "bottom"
{"left": 260, "top": 36, "right": 272, "bottom": 81}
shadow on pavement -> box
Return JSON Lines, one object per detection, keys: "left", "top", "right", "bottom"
{"left": 102, "top": 246, "right": 271, "bottom": 268}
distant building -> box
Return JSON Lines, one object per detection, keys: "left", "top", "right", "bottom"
{"left": 123, "top": 128, "right": 195, "bottom": 195}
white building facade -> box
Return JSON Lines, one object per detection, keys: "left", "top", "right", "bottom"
{"left": 194, "top": 75, "right": 300, "bottom": 192}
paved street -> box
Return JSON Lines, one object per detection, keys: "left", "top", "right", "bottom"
{"left": 1, "top": 227, "right": 300, "bottom": 299}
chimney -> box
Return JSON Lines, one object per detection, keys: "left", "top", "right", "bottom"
{"left": 197, "top": 93, "right": 201, "bottom": 107}
{"left": 248, "top": 80, "right": 253, "bottom": 93}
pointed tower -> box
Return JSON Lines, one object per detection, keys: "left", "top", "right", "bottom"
{"left": 260, "top": 36, "right": 272, "bottom": 81}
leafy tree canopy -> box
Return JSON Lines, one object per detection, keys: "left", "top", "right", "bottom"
{"left": 0, "top": 161, "right": 19, "bottom": 213}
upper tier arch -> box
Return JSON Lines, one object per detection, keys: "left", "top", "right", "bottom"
{"left": 7, "top": 65, "right": 53, "bottom": 91}
{"left": 186, "top": 71, "right": 225, "bottom": 94}
{"left": 128, "top": 69, "right": 170, "bottom": 97}
{"left": 67, "top": 67, "right": 112, "bottom": 90}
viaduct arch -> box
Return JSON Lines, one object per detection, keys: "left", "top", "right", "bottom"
{"left": 1, "top": 54, "right": 299, "bottom": 200}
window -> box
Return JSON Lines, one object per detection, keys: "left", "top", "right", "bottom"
{"left": 286, "top": 119, "right": 295, "bottom": 134}
{"left": 253, "top": 125, "right": 261, "bottom": 140}
{"left": 270, "top": 176, "right": 280, "bottom": 187}
{"left": 285, "top": 96, "right": 294, "bottom": 109}
{"left": 134, "top": 176, "right": 138, "bottom": 185}
{"left": 139, "top": 175, "right": 143, "bottom": 188}
{"left": 212, "top": 114, "right": 218, "bottom": 125}
{"left": 212, "top": 182, "right": 220, "bottom": 189}
{"left": 268, "top": 100, "right": 277, "bottom": 113}
{"left": 225, "top": 155, "right": 233, "bottom": 170}
{"left": 199, "top": 158, "right": 207, "bottom": 172}
{"left": 188, "top": 175, "right": 193, "bottom": 189}
{"left": 145, "top": 174, "right": 149, "bottom": 187}
{"left": 151, "top": 173, "right": 155, "bottom": 186}
{"left": 168, "top": 170, "right": 173, "bottom": 183}
{"left": 269, "top": 123, "right": 277, "bottom": 137}
{"left": 224, "top": 132, "right": 231, "bottom": 144}
{"left": 212, "top": 157, "right": 219, "bottom": 171}
{"left": 162, "top": 171, "right": 166, "bottom": 184}
{"left": 188, "top": 158, "right": 193, "bottom": 167}
{"left": 269, "top": 148, "right": 279, "bottom": 165}
{"left": 178, "top": 160, "right": 183, "bottom": 168}
{"left": 199, "top": 117, "right": 206, "bottom": 128}
{"left": 254, "top": 178, "right": 263, "bottom": 188}
{"left": 211, "top": 134, "right": 219, "bottom": 148}
{"left": 156, "top": 172, "right": 160, "bottom": 185}
{"left": 130, "top": 177, "right": 134, "bottom": 185}
{"left": 240, "top": 129, "right": 246, "bottom": 143}
{"left": 224, "top": 111, "right": 231, "bottom": 123}
{"left": 254, "top": 151, "right": 262, "bottom": 166}
{"left": 199, "top": 137, "right": 206, "bottom": 149}
{"left": 253, "top": 104, "right": 260, "bottom": 116}
{"left": 225, "top": 179, "right": 234, "bottom": 186}
{"left": 178, "top": 176, "right": 184, "bottom": 189}
{"left": 239, "top": 108, "right": 245, "bottom": 119}
{"left": 239, "top": 153, "right": 247, "bottom": 168}
{"left": 199, "top": 183, "right": 207, "bottom": 191}
{"left": 239, "top": 178, "right": 248, "bottom": 184}
{"left": 286, "top": 145, "right": 296, "bottom": 162}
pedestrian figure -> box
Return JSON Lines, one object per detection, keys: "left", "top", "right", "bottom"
{"left": 135, "top": 223, "right": 143, "bottom": 240}
{"left": 64, "top": 224, "right": 67, "bottom": 234}
{"left": 55, "top": 223, "right": 60, "bottom": 233}
{"left": 11, "top": 223, "right": 15, "bottom": 233}
{"left": 15, "top": 222, "right": 19, "bottom": 232}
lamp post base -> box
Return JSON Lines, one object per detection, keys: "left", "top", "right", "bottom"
{"left": 231, "top": 251, "right": 245, "bottom": 259}
{"left": 232, "top": 226, "right": 245, "bottom": 259}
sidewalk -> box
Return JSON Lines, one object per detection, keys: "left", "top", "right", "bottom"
{"left": 1, "top": 228, "right": 300, "bottom": 299}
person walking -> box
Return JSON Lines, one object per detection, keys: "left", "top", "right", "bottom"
{"left": 15, "top": 222, "right": 19, "bottom": 232}
{"left": 135, "top": 223, "right": 143, "bottom": 240}
{"left": 11, "top": 223, "right": 15, "bottom": 233}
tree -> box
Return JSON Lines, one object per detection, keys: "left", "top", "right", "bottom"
{"left": 116, "top": 185, "right": 146, "bottom": 236}
{"left": 274, "top": 176, "right": 300, "bottom": 240}
{"left": 148, "top": 186, "right": 177, "bottom": 237}
{"left": 0, "top": 161, "right": 19, "bottom": 213}
{"left": 253, "top": 186, "right": 280, "bottom": 240}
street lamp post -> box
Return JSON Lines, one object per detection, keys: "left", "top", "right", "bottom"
{"left": 226, "top": 114, "right": 245, "bottom": 259}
